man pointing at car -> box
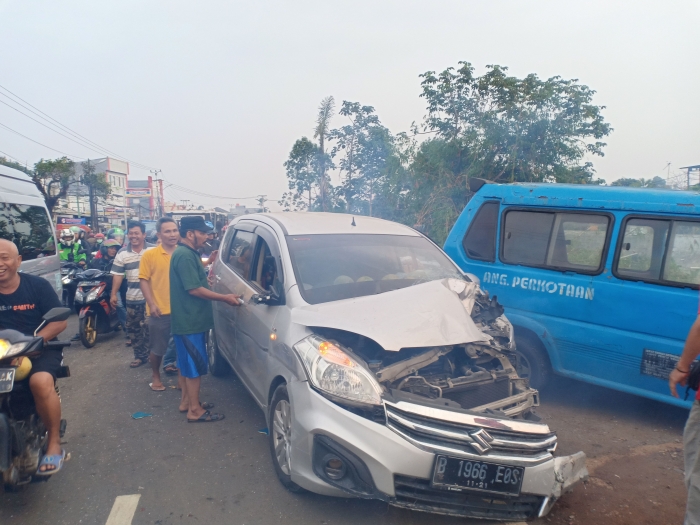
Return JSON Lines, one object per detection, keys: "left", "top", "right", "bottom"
{"left": 170, "top": 216, "right": 241, "bottom": 422}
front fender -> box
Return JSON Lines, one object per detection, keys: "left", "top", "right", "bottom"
{"left": 78, "top": 306, "right": 90, "bottom": 319}
{"left": 506, "top": 312, "right": 562, "bottom": 371}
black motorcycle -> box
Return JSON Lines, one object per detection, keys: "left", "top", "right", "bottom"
{"left": 60, "top": 262, "right": 81, "bottom": 310}
{"left": 74, "top": 269, "right": 120, "bottom": 348}
{"left": 0, "top": 307, "right": 71, "bottom": 490}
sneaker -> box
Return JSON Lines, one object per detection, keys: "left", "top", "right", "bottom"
{"left": 70, "top": 333, "right": 81, "bottom": 342}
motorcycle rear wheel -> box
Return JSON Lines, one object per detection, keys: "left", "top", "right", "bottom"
{"left": 80, "top": 314, "right": 98, "bottom": 348}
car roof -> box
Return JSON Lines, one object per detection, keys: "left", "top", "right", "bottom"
{"left": 239, "top": 212, "right": 421, "bottom": 236}
{"left": 476, "top": 182, "right": 700, "bottom": 214}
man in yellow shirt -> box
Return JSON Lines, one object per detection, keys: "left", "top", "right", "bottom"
{"left": 139, "top": 218, "right": 180, "bottom": 391}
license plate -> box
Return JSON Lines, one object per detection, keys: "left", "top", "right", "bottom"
{"left": 79, "top": 281, "right": 102, "bottom": 287}
{"left": 431, "top": 455, "right": 524, "bottom": 496}
{"left": 0, "top": 368, "right": 15, "bottom": 393}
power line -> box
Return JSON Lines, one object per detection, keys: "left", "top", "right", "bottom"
{"left": 0, "top": 83, "right": 157, "bottom": 170}
{"left": 0, "top": 121, "right": 87, "bottom": 160}
{"left": 165, "top": 182, "right": 263, "bottom": 201}
{"left": 0, "top": 98, "right": 125, "bottom": 161}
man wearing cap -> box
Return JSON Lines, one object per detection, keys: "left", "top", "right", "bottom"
{"left": 170, "top": 216, "right": 241, "bottom": 422}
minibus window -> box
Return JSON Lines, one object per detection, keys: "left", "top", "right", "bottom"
{"left": 616, "top": 218, "right": 669, "bottom": 281}
{"left": 0, "top": 203, "right": 56, "bottom": 261}
{"left": 502, "top": 211, "right": 554, "bottom": 266}
{"left": 663, "top": 221, "right": 700, "bottom": 286}
{"left": 462, "top": 201, "right": 499, "bottom": 261}
{"left": 548, "top": 214, "right": 609, "bottom": 271}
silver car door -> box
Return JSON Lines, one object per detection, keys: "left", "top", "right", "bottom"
{"left": 213, "top": 227, "right": 256, "bottom": 366}
{"left": 239, "top": 226, "right": 284, "bottom": 404}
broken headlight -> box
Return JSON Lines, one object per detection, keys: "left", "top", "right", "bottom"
{"left": 293, "top": 335, "right": 382, "bottom": 406}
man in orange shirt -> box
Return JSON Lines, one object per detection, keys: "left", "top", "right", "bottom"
{"left": 139, "top": 218, "right": 180, "bottom": 391}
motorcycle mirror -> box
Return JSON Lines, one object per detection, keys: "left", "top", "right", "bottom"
{"left": 42, "top": 307, "right": 72, "bottom": 323}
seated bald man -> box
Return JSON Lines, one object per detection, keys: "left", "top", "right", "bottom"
{"left": 0, "top": 239, "right": 69, "bottom": 475}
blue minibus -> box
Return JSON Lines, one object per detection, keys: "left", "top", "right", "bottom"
{"left": 444, "top": 180, "right": 700, "bottom": 408}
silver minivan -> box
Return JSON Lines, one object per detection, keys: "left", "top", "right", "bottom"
{"left": 208, "top": 212, "right": 586, "bottom": 522}
{"left": 0, "top": 164, "right": 61, "bottom": 294}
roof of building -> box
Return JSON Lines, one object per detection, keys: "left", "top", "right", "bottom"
{"left": 238, "top": 212, "right": 421, "bottom": 236}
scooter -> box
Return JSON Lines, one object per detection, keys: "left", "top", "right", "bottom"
{"left": 60, "top": 262, "right": 81, "bottom": 310}
{"left": 0, "top": 307, "right": 71, "bottom": 490}
{"left": 74, "top": 269, "right": 121, "bottom": 348}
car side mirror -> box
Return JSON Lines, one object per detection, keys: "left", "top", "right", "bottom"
{"left": 42, "top": 307, "right": 72, "bottom": 323}
{"left": 251, "top": 284, "right": 284, "bottom": 306}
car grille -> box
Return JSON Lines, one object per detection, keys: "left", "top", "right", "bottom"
{"left": 392, "top": 475, "right": 544, "bottom": 520}
{"left": 385, "top": 401, "right": 557, "bottom": 465}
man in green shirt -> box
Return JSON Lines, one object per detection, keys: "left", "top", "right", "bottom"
{"left": 170, "top": 216, "right": 241, "bottom": 422}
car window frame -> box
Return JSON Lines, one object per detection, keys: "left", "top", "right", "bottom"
{"left": 224, "top": 228, "right": 257, "bottom": 281}
{"left": 499, "top": 206, "right": 614, "bottom": 276}
{"left": 462, "top": 200, "right": 500, "bottom": 262}
{"left": 612, "top": 213, "right": 700, "bottom": 290}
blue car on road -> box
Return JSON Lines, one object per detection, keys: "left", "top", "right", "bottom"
{"left": 444, "top": 180, "right": 700, "bottom": 408}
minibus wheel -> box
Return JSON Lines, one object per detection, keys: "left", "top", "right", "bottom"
{"left": 515, "top": 336, "right": 552, "bottom": 390}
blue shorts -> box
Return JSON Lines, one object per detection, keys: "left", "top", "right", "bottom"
{"left": 173, "top": 333, "right": 209, "bottom": 378}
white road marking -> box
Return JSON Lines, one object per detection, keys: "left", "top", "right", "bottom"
{"left": 105, "top": 494, "right": 141, "bottom": 525}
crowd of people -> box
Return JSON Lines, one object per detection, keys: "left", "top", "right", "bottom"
{"left": 0, "top": 216, "right": 236, "bottom": 478}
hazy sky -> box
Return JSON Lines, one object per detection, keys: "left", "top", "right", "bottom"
{"left": 0, "top": 0, "right": 698, "bottom": 210}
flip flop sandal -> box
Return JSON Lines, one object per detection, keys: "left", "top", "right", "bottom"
{"left": 149, "top": 382, "right": 166, "bottom": 391}
{"left": 36, "top": 449, "right": 67, "bottom": 476}
{"left": 187, "top": 410, "right": 224, "bottom": 423}
{"left": 130, "top": 359, "right": 147, "bottom": 368}
{"left": 163, "top": 365, "right": 179, "bottom": 376}
{"left": 180, "top": 402, "right": 215, "bottom": 413}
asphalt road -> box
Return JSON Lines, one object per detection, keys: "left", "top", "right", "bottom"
{"left": 0, "top": 316, "right": 691, "bottom": 525}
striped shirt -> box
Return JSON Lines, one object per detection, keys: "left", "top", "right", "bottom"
{"left": 111, "top": 244, "right": 154, "bottom": 304}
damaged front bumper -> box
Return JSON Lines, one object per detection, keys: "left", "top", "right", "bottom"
{"left": 289, "top": 381, "right": 588, "bottom": 522}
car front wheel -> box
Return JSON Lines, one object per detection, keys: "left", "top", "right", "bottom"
{"left": 268, "top": 384, "right": 304, "bottom": 493}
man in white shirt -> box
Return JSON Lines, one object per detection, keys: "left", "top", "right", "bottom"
{"left": 110, "top": 221, "right": 153, "bottom": 368}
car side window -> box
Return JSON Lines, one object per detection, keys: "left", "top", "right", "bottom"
{"left": 462, "top": 201, "right": 499, "bottom": 262}
{"left": 225, "top": 230, "right": 255, "bottom": 279}
{"left": 251, "top": 237, "right": 280, "bottom": 292}
{"left": 663, "top": 221, "right": 700, "bottom": 286}
{"left": 0, "top": 203, "right": 56, "bottom": 261}
{"left": 502, "top": 211, "right": 554, "bottom": 266}
{"left": 502, "top": 209, "right": 610, "bottom": 274}
{"left": 615, "top": 217, "right": 700, "bottom": 288}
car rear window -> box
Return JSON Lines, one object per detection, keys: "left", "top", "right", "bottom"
{"left": 0, "top": 203, "right": 56, "bottom": 261}
{"left": 462, "top": 201, "right": 499, "bottom": 262}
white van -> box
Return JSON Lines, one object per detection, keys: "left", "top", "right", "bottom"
{"left": 0, "top": 164, "right": 61, "bottom": 294}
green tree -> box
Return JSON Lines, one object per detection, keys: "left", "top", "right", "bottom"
{"left": 419, "top": 62, "right": 611, "bottom": 185}
{"left": 611, "top": 176, "right": 666, "bottom": 188}
{"left": 31, "top": 157, "right": 76, "bottom": 214}
{"left": 329, "top": 102, "right": 396, "bottom": 216}
{"left": 279, "top": 137, "right": 323, "bottom": 211}
{"left": 314, "top": 96, "right": 335, "bottom": 211}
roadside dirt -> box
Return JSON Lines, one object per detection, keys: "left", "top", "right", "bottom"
{"left": 529, "top": 377, "right": 689, "bottom": 525}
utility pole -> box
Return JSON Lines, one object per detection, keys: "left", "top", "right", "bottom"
{"left": 257, "top": 195, "right": 267, "bottom": 212}
{"left": 150, "top": 169, "right": 162, "bottom": 217}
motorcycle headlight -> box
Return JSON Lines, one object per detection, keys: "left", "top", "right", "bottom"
{"left": 293, "top": 335, "right": 382, "bottom": 405}
{"left": 74, "top": 289, "right": 84, "bottom": 302}
{"left": 62, "top": 276, "right": 71, "bottom": 285}
{"left": 86, "top": 287, "right": 101, "bottom": 302}
{"left": 0, "top": 339, "right": 30, "bottom": 360}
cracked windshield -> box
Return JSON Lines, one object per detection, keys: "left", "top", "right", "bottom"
{"left": 0, "top": 2, "right": 698, "bottom": 525}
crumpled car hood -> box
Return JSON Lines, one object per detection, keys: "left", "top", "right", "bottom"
{"left": 291, "top": 278, "right": 490, "bottom": 351}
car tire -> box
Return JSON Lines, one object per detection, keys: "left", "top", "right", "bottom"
{"left": 268, "top": 384, "right": 304, "bottom": 493}
{"left": 206, "top": 328, "right": 230, "bottom": 377}
{"left": 515, "top": 335, "right": 552, "bottom": 390}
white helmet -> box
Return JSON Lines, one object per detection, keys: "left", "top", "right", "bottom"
{"left": 59, "top": 229, "right": 74, "bottom": 246}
